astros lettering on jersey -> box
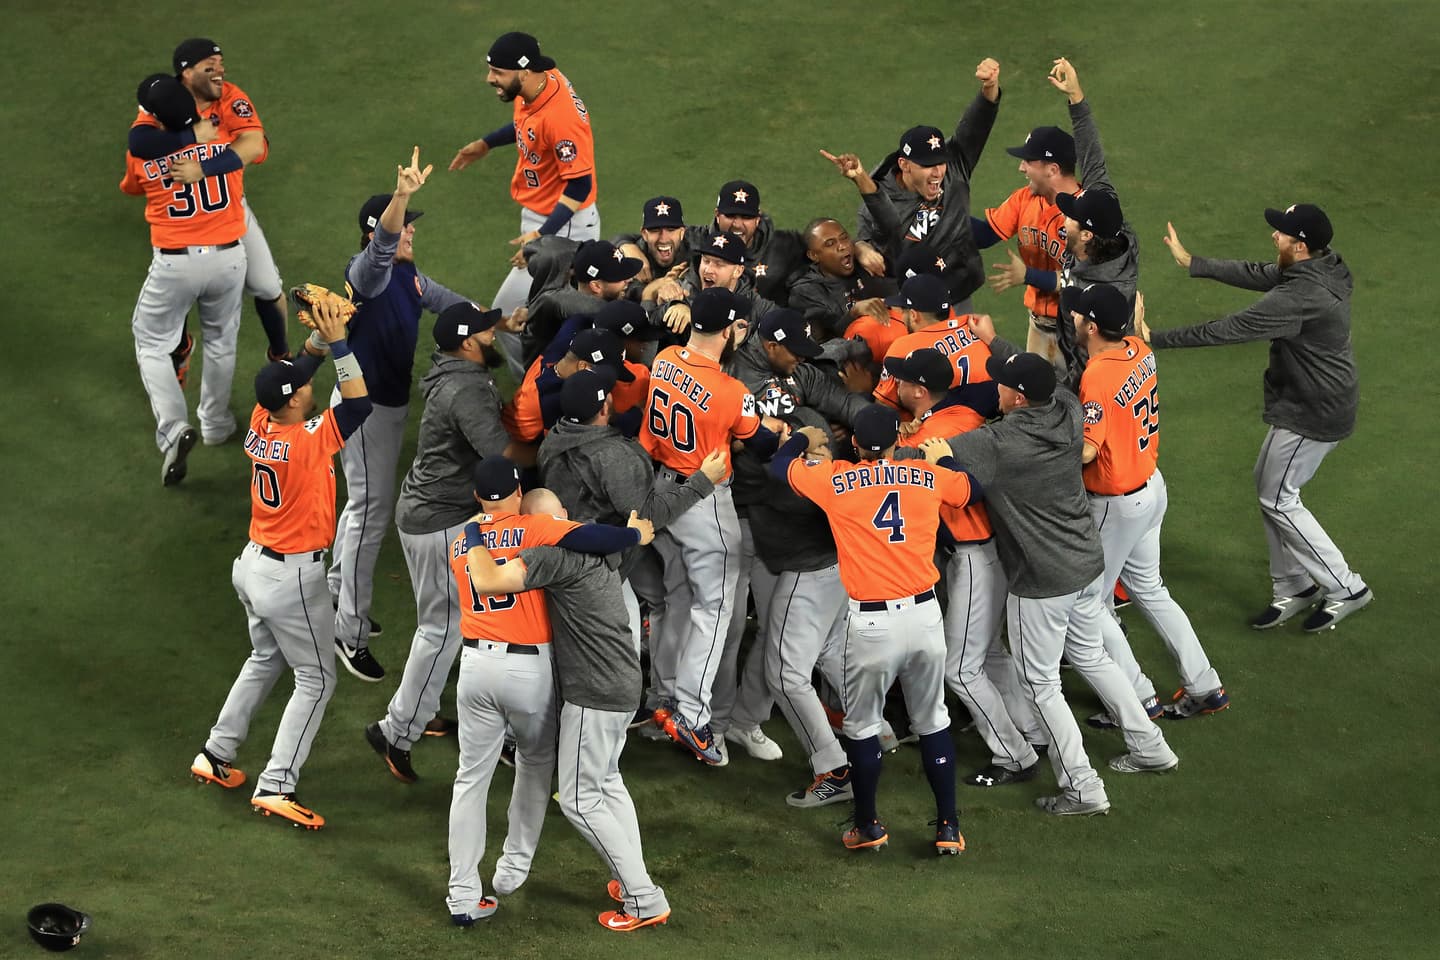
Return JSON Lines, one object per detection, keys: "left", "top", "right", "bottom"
{"left": 986, "top": 189, "right": 1067, "bottom": 318}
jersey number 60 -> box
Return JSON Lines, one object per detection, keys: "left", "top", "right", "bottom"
{"left": 648, "top": 388, "right": 696, "bottom": 453}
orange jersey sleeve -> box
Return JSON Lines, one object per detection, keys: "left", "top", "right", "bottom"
{"left": 786, "top": 457, "right": 963, "bottom": 600}
{"left": 641, "top": 346, "right": 759, "bottom": 479}
{"left": 208, "top": 82, "right": 268, "bottom": 166}
{"left": 873, "top": 317, "right": 992, "bottom": 411}
{"left": 1080, "top": 337, "right": 1160, "bottom": 495}
{"left": 450, "top": 511, "right": 581, "bottom": 644}
{"left": 896, "top": 406, "right": 991, "bottom": 542}
{"left": 510, "top": 70, "right": 597, "bottom": 214}
{"left": 245, "top": 404, "right": 345, "bottom": 554}
{"left": 844, "top": 308, "right": 908, "bottom": 365}
{"left": 503, "top": 357, "right": 547, "bottom": 443}
{"left": 988, "top": 188, "right": 1066, "bottom": 318}
{"left": 610, "top": 360, "right": 650, "bottom": 415}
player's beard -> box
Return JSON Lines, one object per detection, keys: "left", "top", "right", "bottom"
{"left": 720, "top": 329, "right": 739, "bottom": 365}
{"left": 492, "top": 76, "right": 522, "bottom": 102}
{"left": 1276, "top": 246, "right": 1297, "bottom": 270}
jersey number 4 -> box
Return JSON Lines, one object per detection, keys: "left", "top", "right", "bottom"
{"left": 648, "top": 387, "right": 696, "bottom": 453}
{"left": 871, "top": 490, "right": 906, "bottom": 543}
{"left": 1131, "top": 385, "right": 1160, "bottom": 452}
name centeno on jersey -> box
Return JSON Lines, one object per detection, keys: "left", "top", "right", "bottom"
{"left": 830, "top": 462, "right": 936, "bottom": 495}
{"left": 142, "top": 142, "right": 232, "bottom": 182}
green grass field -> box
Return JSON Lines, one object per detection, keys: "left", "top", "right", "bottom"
{"left": 4, "top": 2, "right": 1438, "bottom": 957}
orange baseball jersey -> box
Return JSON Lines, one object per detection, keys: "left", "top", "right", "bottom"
{"left": 787, "top": 457, "right": 972, "bottom": 601}
{"left": 844, "top": 308, "right": 908, "bottom": 365}
{"left": 897, "top": 407, "right": 992, "bottom": 543}
{"left": 1080, "top": 336, "right": 1161, "bottom": 495}
{"left": 985, "top": 187, "right": 1066, "bottom": 318}
{"left": 640, "top": 345, "right": 759, "bottom": 479}
{"left": 510, "top": 70, "right": 597, "bottom": 214}
{"left": 610, "top": 359, "right": 650, "bottom": 415}
{"left": 192, "top": 81, "right": 268, "bottom": 167}
{"left": 502, "top": 356, "right": 547, "bottom": 443}
{"left": 449, "top": 511, "right": 581, "bottom": 644}
{"left": 244, "top": 404, "right": 344, "bottom": 554}
{"left": 873, "top": 316, "right": 992, "bottom": 414}
{"left": 118, "top": 142, "right": 247, "bottom": 247}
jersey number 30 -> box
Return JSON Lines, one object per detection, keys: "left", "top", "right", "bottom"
{"left": 163, "top": 173, "right": 231, "bottom": 219}
{"left": 871, "top": 490, "right": 906, "bottom": 543}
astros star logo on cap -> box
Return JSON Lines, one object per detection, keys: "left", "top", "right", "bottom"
{"left": 927, "top": 135, "right": 942, "bottom": 150}
{"left": 712, "top": 235, "right": 728, "bottom": 248}
{"left": 654, "top": 201, "right": 670, "bottom": 216}
{"left": 732, "top": 189, "right": 749, "bottom": 203}
{"left": 612, "top": 249, "right": 624, "bottom": 260}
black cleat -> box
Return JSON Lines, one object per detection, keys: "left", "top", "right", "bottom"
{"left": 365, "top": 722, "right": 417, "bottom": 783}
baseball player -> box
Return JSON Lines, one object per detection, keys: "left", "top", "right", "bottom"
{"left": 1142, "top": 205, "right": 1371, "bottom": 631}
{"left": 444, "top": 458, "right": 647, "bottom": 924}
{"left": 450, "top": 32, "right": 600, "bottom": 375}
{"left": 689, "top": 180, "right": 808, "bottom": 305}
{"left": 640, "top": 287, "right": 781, "bottom": 764}
{"left": 123, "top": 73, "right": 247, "bottom": 486}
{"left": 872, "top": 274, "right": 997, "bottom": 426}
{"left": 788, "top": 218, "right": 893, "bottom": 340}
{"left": 888, "top": 347, "right": 1046, "bottom": 785}
{"left": 1065, "top": 283, "right": 1228, "bottom": 723}
{"left": 657, "top": 230, "right": 781, "bottom": 341}
{"left": 839, "top": 243, "right": 948, "bottom": 365}
{"left": 831, "top": 59, "right": 1002, "bottom": 311}
{"left": 189, "top": 293, "right": 373, "bottom": 830}
{"left": 323, "top": 149, "right": 475, "bottom": 683}
{"left": 773, "top": 406, "right": 974, "bottom": 854}
{"left": 615, "top": 195, "right": 692, "bottom": 288}
{"left": 365, "top": 301, "right": 509, "bottom": 782}
{"left": 462, "top": 495, "right": 671, "bottom": 931}
{"left": 130, "top": 39, "right": 293, "bottom": 374}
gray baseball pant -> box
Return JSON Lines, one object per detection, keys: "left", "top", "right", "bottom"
{"left": 710, "top": 517, "right": 776, "bottom": 736}
{"left": 240, "top": 200, "right": 283, "bottom": 301}
{"left": 841, "top": 594, "right": 949, "bottom": 742}
{"left": 766, "top": 563, "right": 849, "bottom": 775}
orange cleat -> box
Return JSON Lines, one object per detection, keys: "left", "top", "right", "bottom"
{"left": 250, "top": 792, "right": 324, "bottom": 830}
{"left": 598, "top": 909, "right": 670, "bottom": 932}
{"left": 190, "top": 750, "right": 246, "bottom": 789}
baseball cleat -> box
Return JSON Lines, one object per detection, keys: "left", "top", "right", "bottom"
{"left": 607, "top": 879, "right": 624, "bottom": 903}
{"left": 172, "top": 330, "right": 194, "bottom": 388}
{"left": 651, "top": 700, "right": 675, "bottom": 728}
{"left": 1035, "top": 794, "right": 1110, "bottom": 816}
{"left": 713, "top": 737, "right": 730, "bottom": 768}
{"left": 724, "top": 724, "right": 783, "bottom": 761}
{"left": 787, "top": 768, "right": 853, "bottom": 808}
{"left": 1113, "top": 584, "right": 1133, "bottom": 609}
{"left": 423, "top": 716, "right": 458, "bottom": 737}
{"left": 1164, "top": 687, "right": 1230, "bottom": 720}
{"left": 932, "top": 818, "right": 966, "bottom": 856}
{"left": 1249, "top": 585, "right": 1321, "bottom": 629}
{"left": 1108, "top": 752, "right": 1179, "bottom": 774}
{"left": 1087, "top": 695, "right": 1163, "bottom": 730}
{"left": 598, "top": 908, "right": 670, "bottom": 932}
{"left": 161, "top": 426, "right": 198, "bottom": 487}
{"left": 962, "top": 760, "right": 1039, "bottom": 788}
{"left": 664, "top": 713, "right": 724, "bottom": 765}
{"left": 250, "top": 791, "right": 324, "bottom": 829}
{"left": 842, "top": 819, "right": 889, "bottom": 852}
{"left": 365, "top": 722, "right": 418, "bottom": 783}
{"left": 627, "top": 706, "right": 656, "bottom": 731}
{"left": 451, "top": 898, "right": 498, "bottom": 926}
{"left": 498, "top": 739, "right": 517, "bottom": 769}
{"left": 1302, "top": 587, "right": 1373, "bottom": 632}
{"left": 336, "top": 640, "right": 385, "bottom": 682}
{"left": 190, "top": 749, "right": 246, "bottom": 789}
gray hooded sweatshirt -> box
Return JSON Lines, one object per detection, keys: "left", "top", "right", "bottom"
{"left": 1153, "top": 250, "right": 1357, "bottom": 442}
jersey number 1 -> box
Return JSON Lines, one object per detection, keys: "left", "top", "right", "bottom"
{"left": 871, "top": 491, "right": 906, "bottom": 543}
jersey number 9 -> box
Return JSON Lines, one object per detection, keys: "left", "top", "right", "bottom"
{"left": 648, "top": 387, "right": 696, "bottom": 453}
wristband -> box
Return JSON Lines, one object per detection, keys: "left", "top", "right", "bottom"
{"left": 306, "top": 329, "right": 331, "bottom": 355}
{"left": 463, "top": 521, "right": 484, "bottom": 550}
{"left": 333, "top": 352, "right": 362, "bottom": 382}
{"left": 198, "top": 149, "right": 244, "bottom": 177}
{"left": 330, "top": 338, "right": 352, "bottom": 359}
{"left": 537, "top": 203, "right": 577, "bottom": 237}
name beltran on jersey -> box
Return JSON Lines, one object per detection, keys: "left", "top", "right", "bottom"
{"left": 1111, "top": 351, "right": 1157, "bottom": 407}
{"left": 452, "top": 524, "right": 529, "bottom": 558}
{"left": 651, "top": 358, "right": 714, "bottom": 410}
{"left": 830, "top": 462, "right": 936, "bottom": 495}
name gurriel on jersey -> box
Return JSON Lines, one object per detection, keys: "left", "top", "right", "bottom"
{"left": 830, "top": 462, "right": 937, "bottom": 495}
{"left": 1111, "top": 351, "right": 1158, "bottom": 407}
{"left": 652, "top": 358, "right": 714, "bottom": 411}
{"left": 243, "top": 430, "right": 291, "bottom": 462}
{"left": 141, "top": 142, "right": 232, "bottom": 181}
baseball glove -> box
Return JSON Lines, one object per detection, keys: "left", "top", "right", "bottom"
{"left": 291, "top": 283, "right": 357, "bottom": 327}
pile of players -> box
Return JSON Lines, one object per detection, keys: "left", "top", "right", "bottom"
{"left": 126, "top": 33, "right": 1370, "bottom": 933}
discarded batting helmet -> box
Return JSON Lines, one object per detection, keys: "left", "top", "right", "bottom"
{"left": 27, "top": 903, "right": 92, "bottom": 952}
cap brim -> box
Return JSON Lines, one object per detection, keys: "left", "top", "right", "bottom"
{"left": 906, "top": 150, "right": 948, "bottom": 167}
{"left": 403, "top": 210, "right": 424, "bottom": 225}
{"left": 1004, "top": 145, "right": 1041, "bottom": 160}
{"left": 624, "top": 324, "right": 666, "bottom": 342}
{"left": 472, "top": 308, "right": 502, "bottom": 333}
{"left": 883, "top": 292, "right": 909, "bottom": 308}
{"left": 774, "top": 334, "right": 822, "bottom": 359}
{"left": 642, "top": 218, "right": 685, "bottom": 230}
{"left": 1054, "top": 192, "right": 1079, "bottom": 218}
{"left": 1059, "top": 286, "right": 1085, "bottom": 320}
{"left": 602, "top": 362, "right": 636, "bottom": 383}
{"left": 984, "top": 354, "right": 1011, "bottom": 384}
{"left": 1263, "top": 208, "right": 1289, "bottom": 234}
{"left": 611, "top": 256, "right": 645, "bottom": 281}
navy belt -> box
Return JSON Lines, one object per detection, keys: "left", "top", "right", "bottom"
{"left": 858, "top": 588, "right": 935, "bottom": 612}
{"left": 159, "top": 239, "right": 241, "bottom": 255}
{"left": 1122, "top": 479, "right": 1149, "bottom": 496}
{"left": 259, "top": 546, "right": 324, "bottom": 562}
{"left": 463, "top": 639, "right": 538, "bottom": 655}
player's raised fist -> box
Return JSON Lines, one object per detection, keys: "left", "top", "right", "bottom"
{"left": 396, "top": 146, "right": 433, "bottom": 198}
{"left": 449, "top": 138, "right": 491, "bottom": 172}
{"left": 698, "top": 448, "right": 729, "bottom": 484}
{"left": 1163, "top": 222, "right": 1192, "bottom": 269}
{"left": 626, "top": 510, "right": 656, "bottom": 547}
{"left": 965, "top": 313, "right": 997, "bottom": 344}
{"left": 976, "top": 58, "right": 1001, "bottom": 100}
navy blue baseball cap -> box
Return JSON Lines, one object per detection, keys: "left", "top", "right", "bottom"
{"left": 1006, "top": 126, "right": 1076, "bottom": 165}
{"left": 643, "top": 196, "right": 684, "bottom": 229}
{"left": 757, "top": 309, "right": 822, "bottom": 359}
{"left": 472, "top": 456, "right": 522, "bottom": 501}
{"left": 1061, "top": 283, "right": 1130, "bottom": 336}
{"left": 568, "top": 328, "right": 636, "bottom": 381}
{"left": 173, "top": 38, "right": 220, "bottom": 75}
{"left": 1057, "top": 190, "right": 1123, "bottom": 238}
{"left": 486, "top": 32, "right": 555, "bottom": 71}
{"left": 434, "top": 301, "right": 501, "bottom": 350}
{"left": 254, "top": 358, "right": 317, "bottom": 412}
{"left": 137, "top": 73, "right": 199, "bottom": 131}
{"left": 1264, "top": 203, "right": 1332, "bottom": 249}
{"left": 895, "top": 243, "right": 948, "bottom": 280}
{"left": 885, "top": 273, "right": 950, "bottom": 314}
{"left": 852, "top": 404, "right": 900, "bottom": 453}
{"left": 883, "top": 347, "right": 954, "bottom": 391}
{"left": 573, "top": 240, "right": 644, "bottom": 283}
{"left": 359, "top": 194, "right": 422, "bottom": 235}
{"left": 690, "top": 287, "right": 747, "bottom": 333}
{"left": 699, "top": 230, "right": 746, "bottom": 265}
{"left": 594, "top": 299, "right": 663, "bottom": 342}
{"left": 560, "top": 367, "right": 617, "bottom": 424}
{"left": 897, "top": 125, "right": 948, "bottom": 166}
{"left": 716, "top": 180, "right": 760, "bottom": 217}
{"left": 986, "top": 352, "right": 1056, "bottom": 404}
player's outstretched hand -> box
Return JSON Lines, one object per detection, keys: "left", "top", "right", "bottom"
{"left": 820, "top": 150, "right": 877, "bottom": 194}
{"left": 626, "top": 510, "right": 656, "bottom": 547}
{"left": 966, "top": 313, "right": 997, "bottom": 344}
{"left": 1133, "top": 291, "right": 1152, "bottom": 343}
{"left": 920, "top": 436, "right": 953, "bottom": 464}
{"left": 976, "top": 58, "right": 1001, "bottom": 101}
{"left": 662, "top": 303, "right": 692, "bottom": 335}
{"left": 1048, "top": 58, "right": 1084, "bottom": 104}
{"left": 310, "top": 294, "right": 351, "bottom": 344}
{"left": 988, "top": 248, "right": 1026, "bottom": 293}
{"left": 450, "top": 138, "right": 490, "bottom": 172}
{"left": 1163, "top": 222, "right": 1192, "bottom": 269}
{"left": 396, "top": 146, "right": 434, "bottom": 198}
{"left": 698, "top": 448, "right": 728, "bottom": 484}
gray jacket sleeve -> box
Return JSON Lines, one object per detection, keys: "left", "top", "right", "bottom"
{"left": 946, "top": 428, "right": 999, "bottom": 488}
{"left": 949, "top": 90, "right": 1001, "bottom": 179}
{"left": 1069, "top": 99, "right": 1113, "bottom": 195}
{"left": 641, "top": 471, "right": 716, "bottom": 530}
{"left": 1190, "top": 255, "right": 1282, "bottom": 292}
{"left": 418, "top": 273, "right": 471, "bottom": 316}
{"left": 987, "top": 334, "right": 1021, "bottom": 364}
{"left": 858, "top": 190, "right": 903, "bottom": 247}
{"left": 452, "top": 379, "right": 510, "bottom": 458}
{"left": 797, "top": 364, "right": 869, "bottom": 425}
{"left": 597, "top": 446, "right": 659, "bottom": 519}
{"left": 1151, "top": 289, "right": 1304, "bottom": 349}
{"left": 347, "top": 226, "right": 398, "bottom": 298}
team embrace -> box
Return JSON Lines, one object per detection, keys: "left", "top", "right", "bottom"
{"left": 124, "top": 32, "right": 1371, "bottom": 934}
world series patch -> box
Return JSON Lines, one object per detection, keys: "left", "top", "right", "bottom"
{"left": 1083, "top": 400, "right": 1104, "bottom": 425}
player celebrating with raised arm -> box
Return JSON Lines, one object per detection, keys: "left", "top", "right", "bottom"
{"left": 189, "top": 292, "right": 373, "bottom": 831}
{"left": 1140, "top": 206, "right": 1371, "bottom": 632}
{"left": 772, "top": 406, "right": 975, "bottom": 855}
{"left": 450, "top": 32, "right": 599, "bottom": 372}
